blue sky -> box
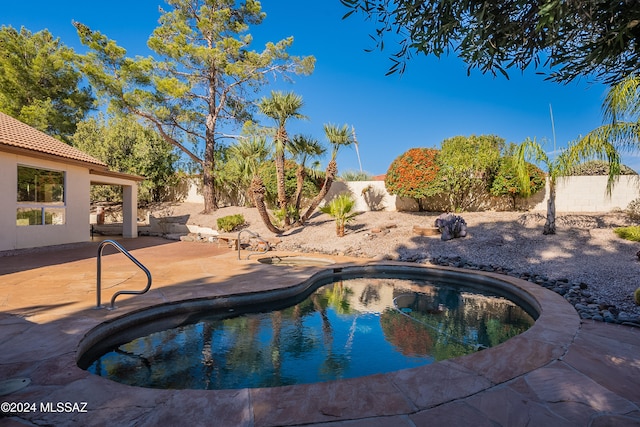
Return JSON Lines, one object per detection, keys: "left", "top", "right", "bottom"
{"left": 4, "top": 1, "right": 634, "bottom": 174}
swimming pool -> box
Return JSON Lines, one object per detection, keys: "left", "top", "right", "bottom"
{"left": 77, "top": 265, "right": 537, "bottom": 390}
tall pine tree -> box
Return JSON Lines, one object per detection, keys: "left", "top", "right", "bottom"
{"left": 76, "top": 0, "right": 314, "bottom": 212}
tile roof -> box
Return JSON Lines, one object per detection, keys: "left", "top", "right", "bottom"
{"left": 0, "top": 111, "right": 106, "bottom": 167}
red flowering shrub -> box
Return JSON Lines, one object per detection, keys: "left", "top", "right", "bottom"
{"left": 385, "top": 148, "right": 440, "bottom": 199}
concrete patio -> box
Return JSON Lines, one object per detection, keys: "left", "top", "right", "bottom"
{"left": 1, "top": 237, "right": 639, "bottom": 426}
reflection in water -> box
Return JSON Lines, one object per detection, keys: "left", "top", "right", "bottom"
{"left": 88, "top": 277, "right": 534, "bottom": 390}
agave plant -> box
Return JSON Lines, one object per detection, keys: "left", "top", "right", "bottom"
{"left": 320, "top": 193, "right": 358, "bottom": 237}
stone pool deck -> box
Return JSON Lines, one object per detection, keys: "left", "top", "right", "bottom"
{"left": 1, "top": 236, "right": 639, "bottom": 426}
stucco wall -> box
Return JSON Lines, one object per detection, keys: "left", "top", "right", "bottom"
{"left": 0, "top": 152, "right": 91, "bottom": 251}
{"left": 181, "top": 176, "right": 640, "bottom": 214}
{"left": 324, "top": 177, "right": 640, "bottom": 213}
{"left": 325, "top": 181, "right": 397, "bottom": 212}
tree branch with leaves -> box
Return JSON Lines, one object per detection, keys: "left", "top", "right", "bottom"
{"left": 0, "top": 26, "right": 94, "bottom": 143}
{"left": 341, "top": 0, "right": 640, "bottom": 84}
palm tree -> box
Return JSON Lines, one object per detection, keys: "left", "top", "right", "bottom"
{"left": 300, "top": 124, "right": 355, "bottom": 224}
{"left": 572, "top": 74, "right": 639, "bottom": 192}
{"left": 288, "top": 134, "right": 326, "bottom": 214}
{"left": 319, "top": 193, "right": 358, "bottom": 237}
{"left": 258, "top": 91, "right": 305, "bottom": 228}
{"left": 250, "top": 174, "right": 283, "bottom": 234}
{"left": 517, "top": 79, "right": 640, "bottom": 234}
{"left": 515, "top": 137, "right": 621, "bottom": 235}
{"left": 227, "top": 136, "right": 270, "bottom": 205}
{"left": 515, "top": 139, "right": 567, "bottom": 235}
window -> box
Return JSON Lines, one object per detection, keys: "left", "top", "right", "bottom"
{"left": 16, "top": 166, "right": 66, "bottom": 226}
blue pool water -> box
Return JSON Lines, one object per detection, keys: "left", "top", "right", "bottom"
{"left": 84, "top": 274, "right": 534, "bottom": 390}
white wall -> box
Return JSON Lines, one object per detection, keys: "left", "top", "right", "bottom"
{"left": 184, "top": 178, "right": 204, "bottom": 203}
{"left": 181, "top": 176, "right": 640, "bottom": 214}
{"left": 325, "top": 177, "right": 640, "bottom": 213}
{"left": 324, "top": 181, "right": 397, "bottom": 212}
{"left": 530, "top": 175, "right": 640, "bottom": 212}
{"left": 0, "top": 152, "right": 91, "bottom": 251}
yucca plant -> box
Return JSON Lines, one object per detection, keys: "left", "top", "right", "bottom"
{"left": 320, "top": 193, "right": 357, "bottom": 237}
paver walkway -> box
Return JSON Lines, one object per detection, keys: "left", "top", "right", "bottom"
{"left": 0, "top": 237, "right": 639, "bottom": 426}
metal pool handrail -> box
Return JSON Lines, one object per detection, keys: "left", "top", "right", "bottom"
{"left": 237, "top": 229, "right": 270, "bottom": 260}
{"left": 96, "top": 240, "right": 152, "bottom": 310}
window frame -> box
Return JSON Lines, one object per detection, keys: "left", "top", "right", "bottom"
{"left": 16, "top": 165, "right": 67, "bottom": 226}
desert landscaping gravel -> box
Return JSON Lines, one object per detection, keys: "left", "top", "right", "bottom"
{"left": 163, "top": 203, "right": 640, "bottom": 323}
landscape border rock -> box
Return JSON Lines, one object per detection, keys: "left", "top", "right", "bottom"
{"left": 424, "top": 255, "right": 640, "bottom": 327}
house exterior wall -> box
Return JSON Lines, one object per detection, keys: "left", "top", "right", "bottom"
{"left": 0, "top": 151, "right": 91, "bottom": 251}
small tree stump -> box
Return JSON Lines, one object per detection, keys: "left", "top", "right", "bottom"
{"left": 412, "top": 225, "right": 440, "bottom": 236}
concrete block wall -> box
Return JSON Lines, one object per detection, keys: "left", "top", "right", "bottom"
{"left": 530, "top": 175, "right": 640, "bottom": 212}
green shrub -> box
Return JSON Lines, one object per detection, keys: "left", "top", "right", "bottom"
{"left": 217, "top": 214, "right": 245, "bottom": 232}
{"left": 490, "top": 158, "right": 546, "bottom": 210}
{"left": 272, "top": 206, "right": 300, "bottom": 227}
{"left": 635, "top": 288, "right": 640, "bottom": 306}
{"left": 433, "top": 135, "right": 503, "bottom": 212}
{"left": 614, "top": 226, "right": 640, "bottom": 242}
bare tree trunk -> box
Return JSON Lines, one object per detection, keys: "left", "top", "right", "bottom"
{"left": 250, "top": 175, "right": 284, "bottom": 234}
{"left": 293, "top": 165, "right": 306, "bottom": 213}
{"left": 300, "top": 160, "right": 337, "bottom": 224}
{"left": 544, "top": 179, "right": 556, "bottom": 235}
{"left": 202, "top": 112, "right": 218, "bottom": 213}
{"left": 202, "top": 163, "right": 217, "bottom": 214}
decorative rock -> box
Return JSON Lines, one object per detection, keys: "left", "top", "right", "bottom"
{"left": 434, "top": 213, "right": 467, "bottom": 241}
{"left": 426, "top": 254, "right": 638, "bottom": 326}
{"left": 617, "top": 312, "right": 635, "bottom": 323}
